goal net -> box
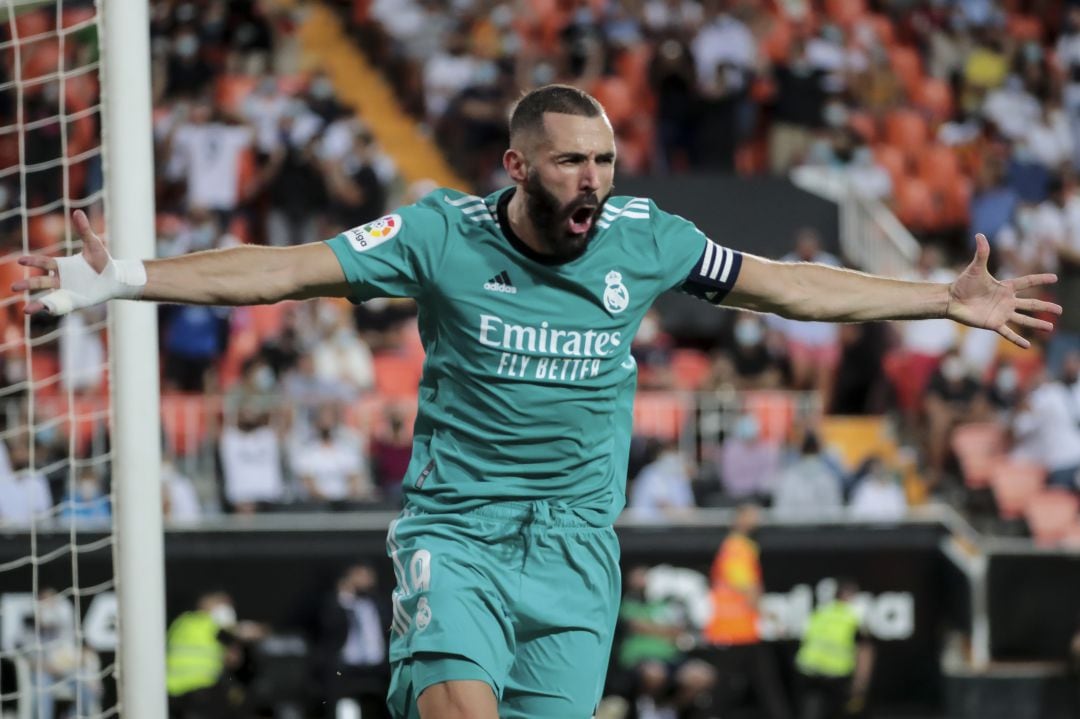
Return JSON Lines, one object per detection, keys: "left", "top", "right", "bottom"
{"left": 0, "top": 2, "right": 131, "bottom": 717}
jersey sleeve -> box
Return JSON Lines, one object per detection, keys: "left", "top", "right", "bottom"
{"left": 324, "top": 202, "right": 449, "bottom": 302}
{"left": 650, "top": 200, "right": 743, "bottom": 305}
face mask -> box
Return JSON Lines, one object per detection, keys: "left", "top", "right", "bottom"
{"left": 209, "top": 604, "right": 237, "bottom": 629}
{"left": 78, "top": 480, "right": 98, "bottom": 500}
{"left": 637, "top": 318, "right": 659, "bottom": 343}
{"left": 734, "top": 319, "right": 763, "bottom": 347}
{"left": 253, "top": 366, "right": 275, "bottom": 392}
{"left": 174, "top": 35, "right": 199, "bottom": 59}
{"left": 310, "top": 78, "right": 334, "bottom": 100}
{"left": 996, "top": 366, "right": 1018, "bottom": 393}
{"left": 941, "top": 357, "right": 965, "bottom": 382}
{"left": 734, "top": 415, "right": 760, "bottom": 441}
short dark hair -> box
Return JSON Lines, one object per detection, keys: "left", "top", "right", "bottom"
{"left": 509, "top": 84, "right": 604, "bottom": 142}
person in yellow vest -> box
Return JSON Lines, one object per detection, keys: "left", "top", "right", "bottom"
{"left": 795, "top": 579, "right": 875, "bottom": 719}
{"left": 705, "top": 503, "right": 791, "bottom": 719}
{"left": 166, "top": 590, "right": 266, "bottom": 719}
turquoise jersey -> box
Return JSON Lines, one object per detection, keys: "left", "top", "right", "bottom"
{"left": 326, "top": 187, "right": 743, "bottom": 525}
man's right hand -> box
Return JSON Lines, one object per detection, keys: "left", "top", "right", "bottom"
{"left": 11, "top": 210, "right": 145, "bottom": 316}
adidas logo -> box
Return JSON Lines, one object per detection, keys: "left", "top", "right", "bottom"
{"left": 483, "top": 271, "right": 517, "bottom": 294}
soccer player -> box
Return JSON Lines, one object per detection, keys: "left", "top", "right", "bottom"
{"left": 12, "top": 85, "right": 1061, "bottom": 719}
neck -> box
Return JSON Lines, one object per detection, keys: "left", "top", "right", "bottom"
{"left": 507, "top": 187, "right": 551, "bottom": 257}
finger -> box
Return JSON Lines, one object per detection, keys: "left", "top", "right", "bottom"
{"left": 997, "top": 324, "right": 1030, "bottom": 349}
{"left": 17, "top": 255, "right": 57, "bottom": 272}
{"left": 1012, "top": 273, "right": 1058, "bottom": 291}
{"left": 11, "top": 276, "right": 59, "bottom": 292}
{"left": 23, "top": 300, "right": 47, "bottom": 315}
{"left": 1015, "top": 298, "right": 1063, "bottom": 315}
{"left": 72, "top": 209, "right": 105, "bottom": 250}
{"left": 974, "top": 233, "right": 990, "bottom": 270}
{"left": 1009, "top": 312, "right": 1055, "bottom": 333}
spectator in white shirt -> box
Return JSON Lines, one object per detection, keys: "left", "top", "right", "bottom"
{"left": 312, "top": 301, "right": 375, "bottom": 396}
{"left": 0, "top": 442, "right": 52, "bottom": 526}
{"left": 849, "top": 458, "right": 907, "bottom": 521}
{"left": 241, "top": 74, "right": 291, "bottom": 154}
{"left": 290, "top": 403, "right": 374, "bottom": 505}
{"left": 1023, "top": 100, "right": 1073, "bottom": 171}
{"left": 59, "top": 308, "right": 106, "bottom": 394}
{"left": 423, "top": 26, "right": 481, "bottom": 122}
{"left": 629, "top": 440, "right": 696, "bottom": 520}
{"left": 690, "top": 4, "right": 756, "bottom": 94}
{"left": 162, "top": 460, "right": 202, "bottom": 523}
{"left": 219, "top": 404, "right": 285, "bottom": 513}
{"left": 1011, "top": 371, "right": 1080, "bottom": 490}
{"left": 982, "top": 75, "right": 1041, "bottom": 143}
{"left": 165, "top": 101, "right": 254, "bottom": 214}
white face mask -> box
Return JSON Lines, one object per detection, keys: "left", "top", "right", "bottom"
{"left": 941, "top": 357, "right": 965, "bottom": 382}
{"left": 734, "top": 319, "right": 763, "bottom": 347}
{"left": 208, "top": 604, "right": 237, "bottom": 629}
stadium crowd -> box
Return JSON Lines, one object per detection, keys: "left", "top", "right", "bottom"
{"left": 0, "top": 0, "right": 1077, "bottom": 546}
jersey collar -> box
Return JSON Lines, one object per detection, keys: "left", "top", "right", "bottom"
{"left": 496, "top": 187, "right": 586, "bottom": 266}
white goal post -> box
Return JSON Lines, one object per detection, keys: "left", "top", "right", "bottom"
{"left": 100, "top": 0, "right": 167, "bottom": 715}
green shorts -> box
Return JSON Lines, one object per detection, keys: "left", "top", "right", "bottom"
{"left": 384, "top": 499, "right": 621, "bottom": 718}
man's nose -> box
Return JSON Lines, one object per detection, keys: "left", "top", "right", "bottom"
{"left": 579, "top": 162, "right": 600, "bottom": 193}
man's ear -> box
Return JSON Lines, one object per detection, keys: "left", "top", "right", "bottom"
{"left": 503, "top": 147, "right": 528, "bottom": 183}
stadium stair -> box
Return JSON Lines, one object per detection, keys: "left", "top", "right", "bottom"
{"left": 297, "top": 4, "right": 470, "bottom": 190}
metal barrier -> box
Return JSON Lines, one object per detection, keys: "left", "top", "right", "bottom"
{"left": 791, "top": 166, "right": 920, "bottom": 277}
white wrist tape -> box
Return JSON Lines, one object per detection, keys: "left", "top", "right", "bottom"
{"left": 40, "top": 255, "right": 147, "bottom": 316}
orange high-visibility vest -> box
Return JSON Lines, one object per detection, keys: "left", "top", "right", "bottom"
{"left": 704, "top": 533, "right": 761, "bottom": 645}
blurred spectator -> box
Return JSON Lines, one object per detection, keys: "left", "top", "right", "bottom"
{"left": 767, "top": 39, "right": 827, "bottom": 174}
{"left": 58, "top": 466, "right": 111, "bottom": 527}
{"left": 227, "top": 355, "right": 281, "bottom": 418}
{"left": 773, "top": 230, "right": 842, "bottom": 395}
{"left": 633, "top": 309, "right": 675, "bottom": 389}
{"left": 219, "top": 404, "right": 285, "bottom": 513}
{"left": 25, "top": 588, "right": 103, "bottom": 719}
{"left": 610, "top": 566, "right": 716, "bottom": 719}
{"left": 259, "top": 109, "right": 331, "bottom": 247}
{"left": 59, "top": 309, "right": 106, "bottom": 394}
{"left": 312, "top": 301, "right": 375, "bottom": 395}
{"left": 643, "top": 0, "right": 704, "bottom": 37}
{"left": 164, "top": 100, "right": 254, "bottom": 215}
{"left": 727, "top": 313, "right": 788, "bottom": 389}
{"left": 1010, "top": 371, "right": 1080, "bottom": 490}
{"left": 369, "top": 405, "right": 413, "bottom": 500}
{"left": 923, "top": 349, "right": 988, "bottom": 487}
{"left": 290, "top": 403, "right": 375, "bottom": 505}
{"left": 161, "top": 304, "right": 231, "bottom": 392}
{"left": 166, "top": 591, "right": 267, "bottom": 719}
{"left": 794, "top": 579, "right": 874, "bottom": 719}
{"left": 712, "top": 414, "right": 781, "bottom": 502}
{"left": 1064, "top": 352, "right": 1080, "bottom": 424}
{"left": 242, "top": 73, "right": 292, "bottom": 154}
{"left": 283, "top": 351, "right": 350, "bottom": 442}
{"left": 629, "top": 439, "right": 696, "bottom": 521}
{"left": 650, "top": 37, "right": 698, "bottom": 172}
{"left": 423, "top": 23, "right": 481, "bottom": 123}
{"left": 849, "top": 458, "right": 908, "bottom": 521}
{"left": 326, "top": 120, "right": 391, "bottom": 230}
{"left": 772, "top": 432, "right": 843, "bottom": 519}
{"left": 704, "top": 504, "right": 790, "bottom": 719}
{"left": 313, "top": 563, "right": 391, "bottom": 719}
{"left": 0, "top": 441, "right": 52, "bottom": 527}
{"left": 971, "top": 159, "right": 1020, "bottom": 244}
{"left": 1047, "top": 181, "right": 1080, "bottom": 376}
{"left": 162, "top": 460, "right": 203, "bottom": 523}
{"left": 830, "top": 323, "right": 891, "bottom": 414}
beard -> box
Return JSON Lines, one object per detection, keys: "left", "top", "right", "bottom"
{"left": 523, "top": 169, "right": 611, "bottom": 260}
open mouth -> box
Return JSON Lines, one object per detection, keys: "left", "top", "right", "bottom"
{"left": 567, "top": 205, "right": 596, "bottom": 235}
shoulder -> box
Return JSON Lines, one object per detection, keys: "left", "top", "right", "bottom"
{"left": 414, "top": 187, "right": 498, "bottom": 227}
{"left": 598, "top": 195, "right": 653, "bottom": 231}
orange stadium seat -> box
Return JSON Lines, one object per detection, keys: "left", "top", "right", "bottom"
{"left": 61, "top": 8, "right": 96, "bottom": 30}
{"left": 1006, "top": 14, "right": 1043, "bottom": 42}
{"left": 615, "top": 43, "right": 653, "bottom": 95}
{"left": 894, "top": 176, "right": 936, "bottom": 229}
{"left": 944, "top": 176, "right": 972, "bottom": 227}
{"left": 951, "top": 422, "right": 1007, "bottom": 489}
{"left": 873, "top": 145, "right": 907, "bottom": 187}
{"left": 847, "top": 111, "right": 877, "bottom": 143}
{"left": 884, "top": 109, "right": 929, "bottom": 153}
{"left": 743, "top": 391, "right": 803, "bottom": 443}
{"left": 216, "top": 74, "right": 259, "bottom": 115}
{"left": 990, "top": 460, "right": 1046, "bottom": 520}
{"left": 826, "top": 0, "right": 866, "bottom": 26}
{"left": 632, "top": 392, "right": 689, "bottom": 440}
{"left": 161, "top": 393, "right": 212, "bottom": 456}
{"left": 372, "top": 353, "right": 421, "bottom": 400}
{"left": 30, "top": 351, "right": 61, "bottom": 396}
{"left": 14, "top": 10, "right": 50, "bottom": 39}
{"left": 917, "top": 145, "right": 961, "bottom": 191}
{"left": 1025, "top": 490, "right": 1080, "bottom": 547}
{"left": 915, "top": 77, "right": 953, "bottom": 123}
{"left": 590, "top": 76, "right": 636, "bottom": 130}
{"left": 28, "top": 213, "right": 68, "bottom": 253}
{"left": 670, "top": 349, "right": 711, "bottom": 391}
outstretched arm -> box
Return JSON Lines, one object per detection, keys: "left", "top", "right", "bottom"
{"left": 12, "top": 210, "right": 350, "bottom": 313}
{"left": 723, "top": 234, "right": 1062, "bottom": 349}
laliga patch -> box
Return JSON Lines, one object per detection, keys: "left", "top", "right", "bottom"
{"left": 345, "top": 214, "right": 402, "bottom": 252}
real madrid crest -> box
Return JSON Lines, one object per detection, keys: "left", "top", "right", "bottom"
{"left": 603, "top": 270, "right": 630, "bottom": 314}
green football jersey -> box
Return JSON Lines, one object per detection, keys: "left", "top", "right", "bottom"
{"left": 326, "top": 187, "right": 743, "bottom": 525}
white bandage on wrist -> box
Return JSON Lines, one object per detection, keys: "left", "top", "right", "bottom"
{"left": 40, "top": 254, "right": 147, "bottom": 316}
